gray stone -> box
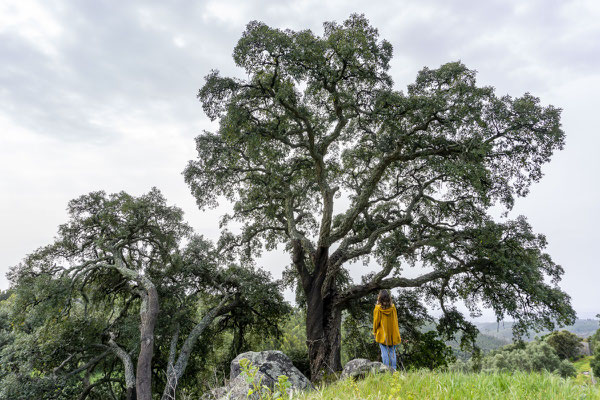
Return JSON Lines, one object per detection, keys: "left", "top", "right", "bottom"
{"left": 340, "top": 358, "right": 392, "bottom": 379}
{"left": 205, "top": 350, "right": 312, "bottom": 400}
{"left": 200, "top": 386, "right": 228, "bottom": 400}
{"left": 224, "top": 374, "right": 259, "bottom": 399}
{"left": 230, "top": 350, "right": 312, "bottom": 391}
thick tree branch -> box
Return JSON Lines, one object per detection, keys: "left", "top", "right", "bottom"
{"left": 335, "top": 265, "right": 470, "bottom": 309}
{"left": 285, "top": 197, "right": 316, "bottom": 257}
{"left": 327, "top": 140, "right": 463, "bottom": 246}
{"left": 64, "top": 350, "right": 111, "bottom": 378}
{"left": 161, "top": 296, "right": 234, "bottom": 400}
{"left": 108, "top": 337, "right": 136, "bottom": 393}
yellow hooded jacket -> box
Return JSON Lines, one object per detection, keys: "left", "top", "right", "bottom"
{"left": 373, "top": 304, "right": 401, "bottom": 346}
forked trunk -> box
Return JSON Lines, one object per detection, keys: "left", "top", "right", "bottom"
{"left": 294, "top": 243, "right": 343, "bottom": 381}
{"left": 305, "top": 281, "right": 342, "bottom": 381}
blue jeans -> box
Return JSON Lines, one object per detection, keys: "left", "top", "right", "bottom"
{"left": 379, "top": 343, "right": 397, "bottom": 370}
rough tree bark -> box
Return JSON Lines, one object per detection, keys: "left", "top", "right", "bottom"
{"left": 293, "top": 241, "right": 343, "bottom": 378}
{"left": 305, "top": 288, "right": 342, "bottom": 377}
{"left": 113, "top": 256, "right": 159, "bottom": 400}
{"left": 136, "top": 285, "right": 159, "bottom": 400}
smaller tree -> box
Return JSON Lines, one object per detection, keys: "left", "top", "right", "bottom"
{"left": 545, "top": 330, "right": 582, "bottom": 361}
{"left": 5, "top": 189, "right": 289, "bottom": 400}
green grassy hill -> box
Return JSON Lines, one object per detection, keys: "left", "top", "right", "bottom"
{"left": 292, "top": 370, "right": 600, "bottom": 400}
{"left": 573, "top": 356, "right": 596, "bottom": 385}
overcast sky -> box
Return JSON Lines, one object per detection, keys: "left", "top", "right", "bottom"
{"left": 1, "top": 0, "right": 598, "bottom": 321}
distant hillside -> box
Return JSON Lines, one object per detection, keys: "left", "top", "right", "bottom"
{"left": 421, "top": 322, "right": 512, "bottom": 356}
{"left": 448, "top": 331, "right": 512, "bottom": 359}
{"left": 475, "top": 319, "right": 599, "bottom": 342}
{"left": 430, "top": 319, "right": 599, "bottom": 359}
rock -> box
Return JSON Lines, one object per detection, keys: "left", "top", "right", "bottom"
{"left": 230, "top": 350, "right": 312, "bottom": 391}
{"left": 340, "top": 358, "right": 392, "bottom": 379}
{"left": 205, "top": 350, "right": 312, "bottom": 399}
{"left": 200, "top": 386, "right": 227, "bottom": 400}
{"left": 224, "top": 374, "right": 259, "bottom": 399}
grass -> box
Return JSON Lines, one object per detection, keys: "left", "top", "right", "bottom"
{"left": 292, "top": 370, "right": 600, "bottom": 400}
{"left": 574, "top": 356, "right": 595, "bottom": 385}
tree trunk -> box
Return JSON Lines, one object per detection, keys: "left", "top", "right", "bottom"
{"left": 160, "top": 298, "right": 231, "bottom": 400}
{"left": 126, "top": 387, "right": 137, "bottom": 400}
{"left": 137, "top": 285, "right": 159, "bottom": 400}
{"left": 294, "top": 243, "right": 343, "bottom": 382}
{"left": 305, "top": 277, "right": 342, "bottom": 381}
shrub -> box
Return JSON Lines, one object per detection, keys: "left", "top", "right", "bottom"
{"left": 555, "top": 359, "right": 577, "bottom": 378}
{"left": 591, "top": 347, "right": 600, "bottom": 378}
{"left": 453, "top": 340, "right": 577, "bottom": 378}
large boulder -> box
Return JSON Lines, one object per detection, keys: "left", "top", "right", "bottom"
{"left": 205, "top": 350, "right": 312, "bottom": 400}
{"left": 200, "top": 386, "right": 227, "bottom": 400}
{"left": 340, "top": 358, "right": 392, "bottom": 379}
{"left": 230, "top": 350, "right": 312, "bottom": 390}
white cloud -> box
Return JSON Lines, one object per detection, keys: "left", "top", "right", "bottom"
{"left": 0, "top": 0, "right": 63, "bottom": 57}
{"left": 202, "top": 0, "right": 249, "bottom": 27}
{"left": 0, "top": 0, "right": 598, "bottom": 320}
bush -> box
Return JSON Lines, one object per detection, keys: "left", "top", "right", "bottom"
{"left": 452, "top": 340, "right": 576, "bottom": 378}
{"left": 555, "top": 359, "right": 577, "bottom": 378}
{"left": 285, "top": 347, "right": 311, "bottom": 380}
{"left": 402, "top": 331, "right": 456, "bottom": 370}
{"left": 591, "top": 347, "right": 600, "bottom": 378}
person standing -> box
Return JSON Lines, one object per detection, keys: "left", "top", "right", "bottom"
{"left": 373, "top": 289, "right": 401, "bottom": 370}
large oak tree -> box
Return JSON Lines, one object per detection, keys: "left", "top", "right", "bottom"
{"left": 185, "top": 15, "right": 575, "bottom": 379}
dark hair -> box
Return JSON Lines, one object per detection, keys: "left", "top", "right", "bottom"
{"left": 377, "top": 289, "right": 391, "bottom": 309}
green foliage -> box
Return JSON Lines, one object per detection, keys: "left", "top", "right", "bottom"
{"left": 293, "top": 370, "right": 600, "bottom": 400}
{"left": 402, "top": 331, "right": 456, "bottom": 370}
{"left": 571, "top": 356, "right": 594, "bottom": 385}
{"left": 341, "top": 312, "right": 380, "bottom": 365}
{"left": 258, "top": 308, "right": 310, "bottom": 379}
{"left": 591, "top": 346, "right": 600, "bottom": 378}
{"left": 186, "top": 14, "right": 575, "bottom": 372}
{"left": 1, "top": 189, "right": 290, "bottom": 398}
{"left": 591, "top": 319, "right": 600, "bottom": 379}
{"left": 589, "top": 323, "right": 600, "bottom": 352}
{"left": 239, "top": 358, "right": 291, "bottom": 400}
{"left": 340, "top": 290, "right": 457, "bottom": 370}
{"left": 544, "top": 330, "right": 582, "bottom": 361}
{"left": 451, "top": 339, "right": 577, "bottom": 378}
{"left": 555, "top": 359, "right": 577, "bottom": 379}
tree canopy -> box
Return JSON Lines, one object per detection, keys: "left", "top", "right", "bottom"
{"left": 2, "top": 189, "right": 288, "bottom": 399}
{"left": 186, "top": 14, "right": 575, "bottom": 378}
